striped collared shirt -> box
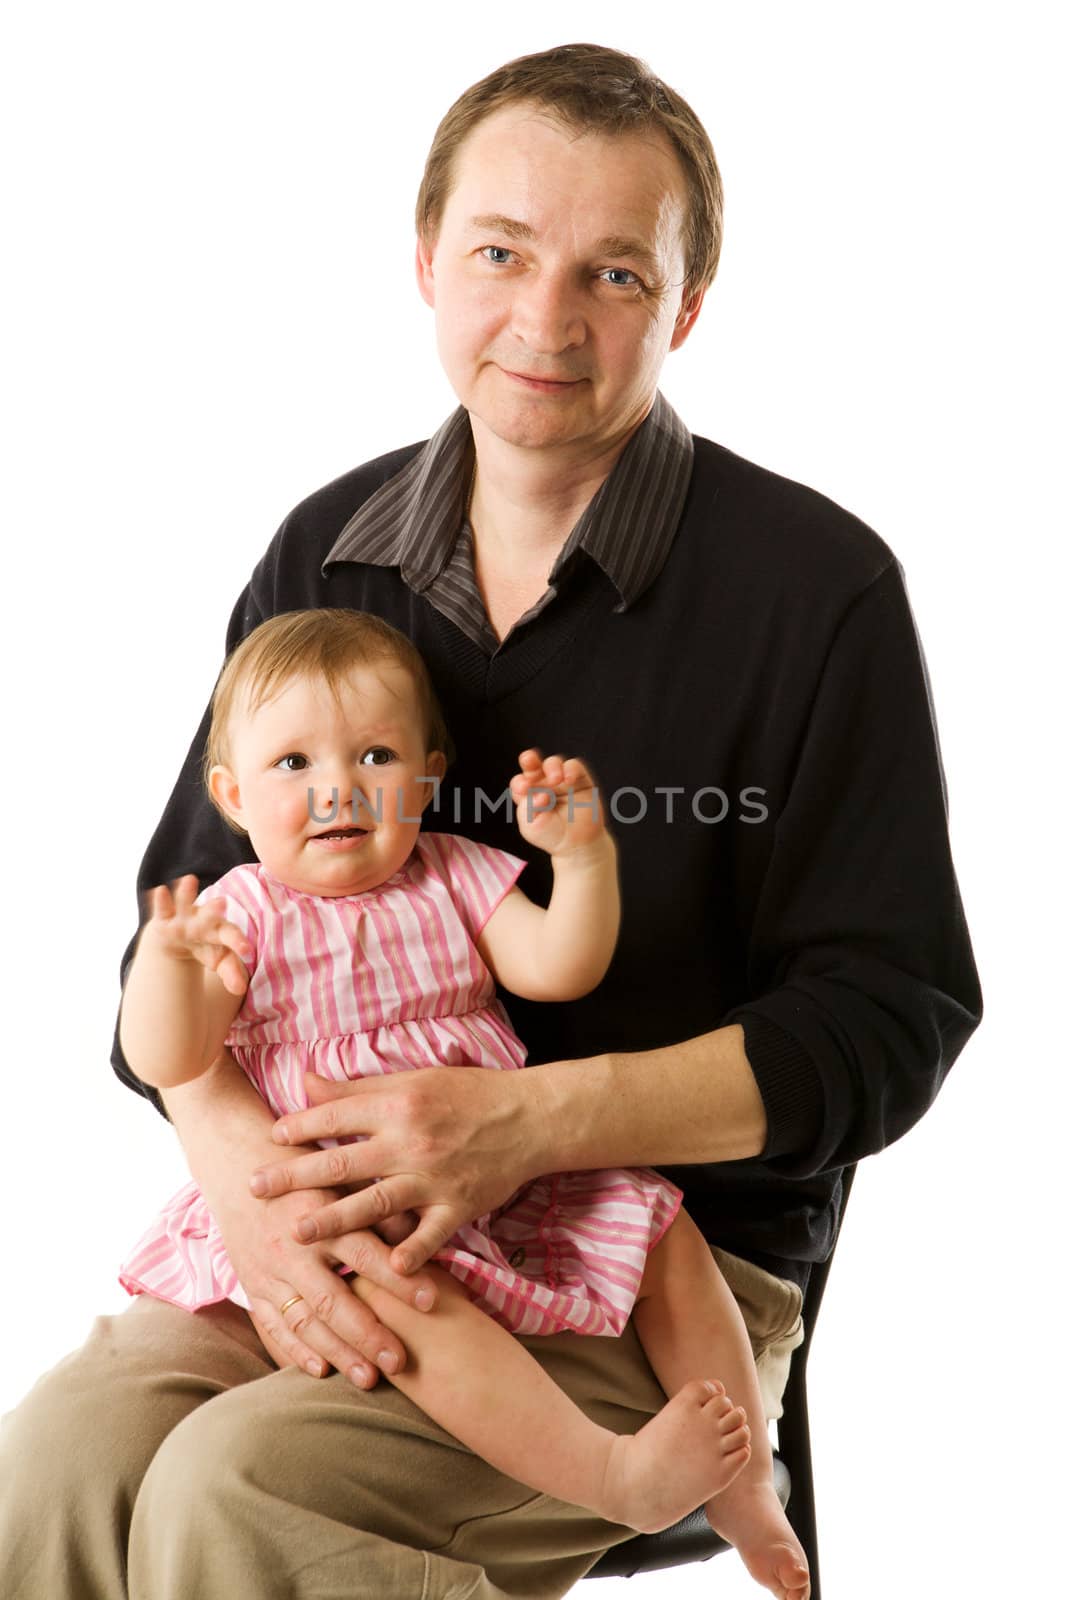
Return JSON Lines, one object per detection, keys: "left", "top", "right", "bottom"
{"left": 323, "top": 390, "right": 694, "bottom": 654}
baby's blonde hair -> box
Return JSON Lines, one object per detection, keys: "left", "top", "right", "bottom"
{"left": 204, "top": 610, "right": 452, "bottom": 830}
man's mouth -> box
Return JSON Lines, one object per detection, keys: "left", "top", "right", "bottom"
{"left": 502, "top": 368, "right": 583, "bottom": 392}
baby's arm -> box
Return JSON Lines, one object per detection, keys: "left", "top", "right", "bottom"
{"left": 476, "top": 751, "right": 619, "bottom": 1003}
{"left": 119, "top": 874, "right": 251, "bottom": 1089}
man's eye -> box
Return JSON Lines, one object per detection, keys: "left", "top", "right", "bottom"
{"left": 360, "top": 747, "right": 396, "bottom": 766}
{"left": 277, "top": 753, "right": 309, "bottom": 772}
{"left": 600, "top": 267, "right": 641, "bottom": 288}
{"left": 481, "top": 245, "right": 514, "bottom": 265}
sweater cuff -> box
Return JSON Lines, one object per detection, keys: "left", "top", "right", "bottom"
{"left": 734, "top": 1011, "right": 824, "bottom": 1161}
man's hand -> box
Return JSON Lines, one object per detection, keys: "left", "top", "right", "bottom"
{"left": 162, "top": 1058, "right": 441, "bottom": 1389}
{"left": 216, "top": 1174, "right": 440, "bottom": 1385}
{"left": 249, "top": 1067, "right": 547, "bottom": 1275}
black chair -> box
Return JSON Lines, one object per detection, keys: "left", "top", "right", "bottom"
{"left": 585, "top": 1165, "right": 856, "bottom": 1597}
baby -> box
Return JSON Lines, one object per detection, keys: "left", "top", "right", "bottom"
{"left": 119, "top": 608, "right": 809, "bottom": 1599}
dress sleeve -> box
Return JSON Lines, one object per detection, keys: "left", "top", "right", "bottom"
{"left": 420, "top": 834, "right": 527, "bottom": 943}
{"left": 726, "top": 561, "right": 982, "bottom": 1177}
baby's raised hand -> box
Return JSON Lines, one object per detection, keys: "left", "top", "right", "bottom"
{"left": 144, "top": 874, "right": 252, "bottom": 996}
{"left": 510, "top": 749, "right": 606, "bottom": 856}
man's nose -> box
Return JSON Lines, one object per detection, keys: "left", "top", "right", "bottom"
{"left": 510, "top": 267, "right": 586, "bottom": 355}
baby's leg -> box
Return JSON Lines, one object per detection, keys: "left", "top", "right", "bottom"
{"left": 351, "top": 1265, "right": 749, "bottom": 1534}
{"left": 634, "top": 1208, "right": 810, "bottom": 1600}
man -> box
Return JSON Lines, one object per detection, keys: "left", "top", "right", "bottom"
{"left": 0, "top": 42, "right": 980, "bottom": 1600}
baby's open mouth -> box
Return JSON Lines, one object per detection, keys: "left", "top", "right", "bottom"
{"left": 313, "top": 826, "right": 369, "bottom": 841}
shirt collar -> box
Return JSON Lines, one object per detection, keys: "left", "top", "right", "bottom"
{"left": 323, "top": 390, "right": 694, "bottom": 611}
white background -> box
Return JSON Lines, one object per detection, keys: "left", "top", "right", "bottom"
{"left": 2, "top": 4, "right": 1062, "bottom": 1597}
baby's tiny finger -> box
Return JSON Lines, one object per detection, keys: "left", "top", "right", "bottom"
{"left": 150, "top": 884, "right": 175, "bottom": 920}
{"left": 171, "top": 875, "right": 200, "bottom": 912}
{"left": 216, "top": 920, "right": 253, "bottom": 960}
{"left": 218, "top": 953, "right": 250, "bottom": 996}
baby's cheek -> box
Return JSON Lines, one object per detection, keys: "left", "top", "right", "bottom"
{"left": 384, "top": 783, "right": 422, "bottom": 825}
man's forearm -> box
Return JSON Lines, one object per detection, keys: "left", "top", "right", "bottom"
{"left": 162, "top": 1052, "right": 283, "bottom": 1204}
{"left": 241, "top": 1024, "right": 770, "bottom": 1261}
{"left": 530, "top": 1023, "right": 768, "bottom": 1174}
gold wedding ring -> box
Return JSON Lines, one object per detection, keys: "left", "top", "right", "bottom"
{"left": 279, "top": 1293, "right": 304, "bottom": 1316}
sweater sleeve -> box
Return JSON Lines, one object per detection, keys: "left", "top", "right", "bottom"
{"left": 727, "top": 561, "right": 982, "bottom": 1176}
{"left": 110, "top": 582, "right": 266, "bottom": 1114}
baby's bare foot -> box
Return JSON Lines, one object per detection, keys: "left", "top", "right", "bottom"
{"left": 706, "top": 1478, "right": 810, "bottom": 1600}
{"left": 600, "top": 1380, "right": 751, "bottom": 1534}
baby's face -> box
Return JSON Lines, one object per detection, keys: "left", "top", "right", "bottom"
{"left": 211, "top": 663, "right": 446, "bottom": 897}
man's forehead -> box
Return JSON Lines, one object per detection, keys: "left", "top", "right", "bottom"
{"left": 445, "top": 104, "right": 688, "bottom": 252}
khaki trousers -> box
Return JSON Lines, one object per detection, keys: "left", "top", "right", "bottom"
{"left": 0, "top": 1248, "right": 802, "bottom": 1600}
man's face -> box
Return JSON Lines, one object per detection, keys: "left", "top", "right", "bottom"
{"left": 416, "top": 103, "right": 704, "bottom": 461}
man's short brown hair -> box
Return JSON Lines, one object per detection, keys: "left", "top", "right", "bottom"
{"left": 204, "top": 610, "right": 452, "bottom": 828}
{"left": 415, "top": 42, "right": 724, "bottom": 297}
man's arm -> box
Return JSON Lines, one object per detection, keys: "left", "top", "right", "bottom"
{"left": 719, "top": 560, "right": 983, "bottom": 1176}
{"left": 162, "top": 1053, "right": 441, "bottom": 1380}
{"left": 244, "top": 1026, "right": 763, "bottom": 1270}
{"left": 535, "top": 1024, "right": 767, "bottom": 1167}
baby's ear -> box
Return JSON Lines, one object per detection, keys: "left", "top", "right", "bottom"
{"left": 208, "top": 764, "right": 243, "bottom": 826}
{"left": 419, "top": 750, "right": 448, "bottom": 811}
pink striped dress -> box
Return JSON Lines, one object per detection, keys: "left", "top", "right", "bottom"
{"left": 119, "top": 832, "right": 682, "bottom": 1337}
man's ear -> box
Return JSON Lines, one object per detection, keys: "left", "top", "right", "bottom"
{"left": 669, "top": 283, "right": 707, "bottom": 352}
{"left": 208, "top": 764, "right": 244, "bottom": 827}
{"left": 415, "top": 234, "right": 436, "bottom": 308}
{"left": 420, "top": 749, "right": 448, "bottom": 812}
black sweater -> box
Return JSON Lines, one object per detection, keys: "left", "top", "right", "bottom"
{"left": 114, "top": 434, "right": 982, "bottom": 1289}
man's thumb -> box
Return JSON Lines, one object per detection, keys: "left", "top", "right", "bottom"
{"left": 304, "top": 1071, "right": 350, "bottom": 1102}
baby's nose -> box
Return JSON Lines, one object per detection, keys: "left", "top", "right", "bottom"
{"left": 307, "top": 775, "right": 344, "bottom": 825}
{"left": 351, "top": 771, "right": 385, "bottom": 826}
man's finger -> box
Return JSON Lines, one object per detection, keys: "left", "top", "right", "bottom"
{"left": 250, "top": 1142, "right": 382, "bottom": 1197}
{"left": 329, "top": 1230, "right": 438, "bottom": 1314}
{"left": 248, "top": 1307, "right": 328, "bottom": 1378}
{"left": 250, "top": 1291, "right": 377, "bottom": 1386}
{"left": 271, "top": 1079, "right": 386, "bottom": 1148}
{"left": 273, "top": 1267, "right": 412, "bottom": 1381}
{"left": 291, "top": 1178, "right": 420, "bottom": 1241}
{"left": 389, "top": 1205, "right": 460, "bottom": 1276}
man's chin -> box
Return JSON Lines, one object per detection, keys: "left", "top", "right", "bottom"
{"left": 467, "top": 394, "right": 594, "bottom": 454}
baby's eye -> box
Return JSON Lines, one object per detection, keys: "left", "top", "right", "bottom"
{"left": 276, "top": 753, "right": 309, "bottom": 772}
{"left": 360, "top": 747, "right": 396, "bottom": 767}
